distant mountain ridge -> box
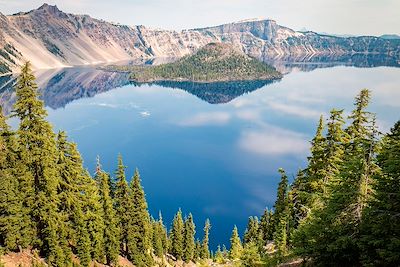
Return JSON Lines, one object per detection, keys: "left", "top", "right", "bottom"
{"left": 0, "top": 3, "right": 399, "bottom": 74}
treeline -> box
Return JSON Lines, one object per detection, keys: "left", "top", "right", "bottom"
{"left": 0, "top": 63, "right": 213, "bottom": 266}
{"left": 231, "top": 89, "right": 400, "bottom": 266}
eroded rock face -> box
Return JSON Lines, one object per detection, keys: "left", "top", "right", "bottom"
{"left": 0, "top": 4, "right": 399, "bottom": 73}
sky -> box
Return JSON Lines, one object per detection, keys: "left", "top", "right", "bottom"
{"left": 0, "top": 0, "right": 399, "bottom": 36}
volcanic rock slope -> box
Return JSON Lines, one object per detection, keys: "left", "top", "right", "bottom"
{"left": 0, "top": 4, "right": 399, "bottom": 73}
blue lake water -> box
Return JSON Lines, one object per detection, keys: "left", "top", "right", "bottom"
{"left": 1, "top": 62, "right": 400, "bottom": 249}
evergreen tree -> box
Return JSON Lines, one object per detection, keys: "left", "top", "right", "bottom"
{"left": 229, "top": 225, "right": 242, "bottom": 260}
{"left": 272, "top": 169, "right": 289, "bottom": 256}
{"left": 0, "top": 106, "right": 33, "bottom": 251}
{"left": 241, "top": 242, "right": 261, "bottom": 267}
{"left": 56, "top": 132, "right": 92, "bottom": 266}
{"left": 113, "top": 155, "right": 133, "bottom": 256}
{"left": 194, "top": 239, "right": 201, "bottom": 261}
{"left": 294, "top": 115, "right": 326, "bottom": 220}
{"left": 200, "top": 218, "right": 211, "bottom": 259}
{"left": 214, "top": 245, "right": 225, "bottom": 264}
{"left": 152, "top": 213, "right": 166, "bottom": 258}
{"left": 128, "top": 168, "right": 153, "bottom": 266}
{"left": 183, "top": 213, "right": 195, "bottom": 262}
{"left": 243, "top": 216, "right": 260, "bottom": 245}
{"left": 312, "top": 90, "right": 378, "bottom": 265}
{"left": 13, "top": 62, "right": 69, "bottom": 266}
{"left": 259, "top": 208, "right": 273, "bottom": 246}
{"left": 170, "top": 209, "right": 184, "bottom": 260}
{"left": 293, "top": 109, "right": 348, "bottom": 260}
{"left": 361, "top": 121, "right": 400, "bottom": 266}
{"left": 95, "top": 160, "right": 119, "bottom": 265}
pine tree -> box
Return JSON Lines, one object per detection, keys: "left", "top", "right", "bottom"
{"left": 243, "top": 216, "right": 260, "bottom": 245}
{"left": 214, "top": 245, "right": 225, "bottom": 264}
{"left": 128, "top": 168, "right": 153, "bottom": 266}
{"left": 56, "top": 132, "right": 92, "bottom": 266}
{"left": 294, "top": 115, "right": 326, "bottom": 219}
{"left": 0, "top": 106, "right": 32, "bottom": 251}
{"left": 12, "top": 62, "right": 69, "bottom": 266}
{"left": 229, "top": 225, "right": 242, "bottom": 260}
{"left": 241, "top": 242, "right": 261, "bottom": 267}
{"left": 170, "top": 209, "right": 184, "bottom": 260}
{"left": 200, "top": 218, "right": 211, "bottom": 259}
{"left": 272, "top": 169, "right": 289, "bottom": 256}
{"left": 183, "top": 213, "right": 195, "bottom": 262}
{"left": 113, "top": 155, "right": 133, "bottom": 256}
{"left": 259, "top": 208, "right": 273, "bottom": 246}
{"left": 95, "top": 160, "right": 119, "bottom": 265}
{"left": 312, "top": 90, "right": 378, "bottom": 265}
{"left": 194, "top": 239, "right": 201, "bottom": 261}
{"left": 292, "top": 109, "right": 348, "bottom": 260}
{"left": 361, "top": 121, "right": 400, "bottom": 266}
{"left": 83, "top": 174, "right": 105, "bottom": 262}
{"left": 152, "top": 212, "right": 168, "bottom": 258}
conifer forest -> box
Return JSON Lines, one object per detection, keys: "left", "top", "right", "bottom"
{"left": 0, "top": 62, "right": 399, "bottom": 266}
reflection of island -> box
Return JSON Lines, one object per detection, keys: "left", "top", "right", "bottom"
{"left": 0, "top": 68, "right": 131, "bottom": 114}
{"left": 131, "top": 80, "right": 277, "bottom": 104}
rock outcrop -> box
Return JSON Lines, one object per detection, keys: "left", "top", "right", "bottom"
{"left": 0, "top": 4, "right": 399, "bottom": 74}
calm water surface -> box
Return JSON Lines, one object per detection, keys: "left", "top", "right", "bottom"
{"left": 2, "top": 63, "right": 400, "bottom": 249}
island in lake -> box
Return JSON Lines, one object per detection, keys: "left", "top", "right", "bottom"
{"left": 104, "top": 43, "right": 283, "bottom": 83}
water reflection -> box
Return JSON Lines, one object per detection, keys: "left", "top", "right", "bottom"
{"left": 1, "top": 54, "right": 398, "bottom": 114}
{"left": 131, "top": 80, "right": 278, "bottom": 104}
{"left": 264, "top": 53, "right": 400, "bottom": 74}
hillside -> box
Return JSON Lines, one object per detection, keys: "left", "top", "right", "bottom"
{"left": 108, "top": 43, "right": 282, "bottom": 82}
{"left": 0, "top": 4, "right": 399, "bottom": 74}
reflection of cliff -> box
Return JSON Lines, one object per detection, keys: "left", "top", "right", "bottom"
{"left": 133, "top": 80, "right": 277, "bottom": 104}
{"left": 265, "top": 53, "right": 400, "bottom": 74}
{"left": 0, "top": 68, "right": 130, "bottom": 114}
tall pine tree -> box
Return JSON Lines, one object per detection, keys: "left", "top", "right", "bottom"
{"left": 128, "top": 168, "right": 153, "bottom": 266}
{"left": 13, "top": 62, "right": 70, "bottom": 266}
{"left": 361, "top": 121, "right": 400, "bottom": 266}
{"left": 183, "top": 213, "right": 195, "bottom": 262}
{"left": 95, "top": 159, "right": 119, "bottom": 265}
{"left": 170, "top": 209, "right": 184, "bottom": 260}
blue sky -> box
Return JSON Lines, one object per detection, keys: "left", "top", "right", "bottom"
{"left": 0, "top": 0, "right": 398, "bottom": 35}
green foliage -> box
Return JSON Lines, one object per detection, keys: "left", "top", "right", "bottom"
{"left": 107, "top": 43, "right": 282, "bottom": 83}
{"left": 13, "top": 62, "right": 70, "bottom": 266}
{"left": 214, "top": 245, "right": 226, "bottom": 264}
{"left": 183, "top": 213, "right": 196, "bottom": 262}
{"left": 241, "top": 242, "right": 262, "bottom": 267}
{"left": 113, "top": 155, "right": 133, "bottom": 257}
{"left": 170, "top": 209, "right": 184, "bottom": 260}
{"left": 360, "top": 121, "right": 400, "bottom": 266}
{"left": 243, "top": 216, "right": 261, "bottom": 249}
{"left": 272, "top": 169, "right": 290, "bottom": 256}
{"left": 229, "top": 225, "right": 242, "bottom": 260}
{"left": 200, "top": 218, "right": 211, "bottom": 259}
{"left": 152, "top": 212, "right": 168, "bottom": 258}
{"left": 259, "top": 208, "right": 274, "bottom": 247}
{"left": 95, "top": 161, "right": 119, "bottom": 265}
{"left": 127, "top": 168, "right": 153, "bottom": 266}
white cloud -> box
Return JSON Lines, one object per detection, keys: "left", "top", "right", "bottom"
{"left": 177, "top": 112, "right": 231, "bottom": 127}
{"left": 239, "top": 126, "right": 309, "bottom": 156}
{"left": 267, "top": 101, "right": 325, "bottom": 119}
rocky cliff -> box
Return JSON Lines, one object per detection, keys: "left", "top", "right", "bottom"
{"left": 1, "top": 4, "right": 399, "bottom": 74}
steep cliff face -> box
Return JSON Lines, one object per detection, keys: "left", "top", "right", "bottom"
{"left": 0, "top": 4, "right": 399, "bottom": 74}
{"left": 195, "top": 19, "right": 400, "bottom": 59}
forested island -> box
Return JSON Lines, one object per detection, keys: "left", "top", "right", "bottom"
{"left": 0, "top": 63, "right": 399, "bottom": 267}
{"left": 103, "top": 43, "right": 282, "bottom": 83}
